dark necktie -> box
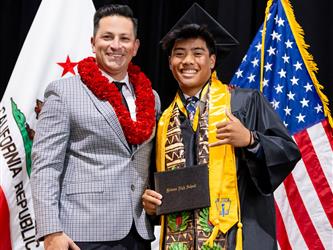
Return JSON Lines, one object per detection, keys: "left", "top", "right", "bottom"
{"left": 113, "top": 81, "right": 129, "bottom": 111}
{"left": 185, "top": 96, "right": 199, "bottom": 122}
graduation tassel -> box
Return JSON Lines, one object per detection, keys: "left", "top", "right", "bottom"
{"left": 236, "top": 222, "right": 243, "bottom": 250}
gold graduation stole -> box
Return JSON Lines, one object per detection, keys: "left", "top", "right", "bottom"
{"left": 156, "top": 72, "right": 243, "bottom": 249}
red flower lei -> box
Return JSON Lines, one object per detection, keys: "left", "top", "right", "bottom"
{"left": 78, "top": 57, "right": 155, "bottom": 145}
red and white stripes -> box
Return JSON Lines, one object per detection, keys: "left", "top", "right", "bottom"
{"left": 275, "top": 119, "right": 333, "bottom": 249}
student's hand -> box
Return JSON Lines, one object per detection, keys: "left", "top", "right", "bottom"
{"left": 142, "top": 189, "right": 163, "bottom": 215}
{"left": 210, "top": 109, "right": 252, "bottom": 148}
{"left": 44, "top": 232, "right": 80, "bottom": 250}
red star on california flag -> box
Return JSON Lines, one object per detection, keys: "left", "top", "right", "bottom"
{"left": 57, "top": 55, "right": 78, "bottom": 77}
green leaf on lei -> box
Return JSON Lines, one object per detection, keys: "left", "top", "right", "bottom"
{"left": 202, "top": 242, "right": 223, "bottom": 250}
{"left": 169, "top": 242, "right": 189, "bottom": 250}
{"left": 198, "top": 208, "right": 213, "bottom": 233}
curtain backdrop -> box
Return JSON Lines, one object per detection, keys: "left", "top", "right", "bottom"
{"left": 1, "top": 0, "right": 332, "bottom": 111}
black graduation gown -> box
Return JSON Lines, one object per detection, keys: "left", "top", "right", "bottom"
{"left": 180, "top": 87, "right": 301, "bottom": 250}
{"left": 229, "top": 87, "right": 301, "bottom": 250}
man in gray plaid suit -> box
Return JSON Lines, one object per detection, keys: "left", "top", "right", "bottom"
{"left": 31, "top": 4, "right": 160, "bottom": 250}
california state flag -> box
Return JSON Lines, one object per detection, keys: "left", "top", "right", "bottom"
{"left": 0, "top": 0, "right": 95, "bottom": 249}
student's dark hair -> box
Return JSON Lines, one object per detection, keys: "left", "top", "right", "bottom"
{"left": 93, "top": 4, "right": 138, "bottom": 37}
{"left": 162, "top": 24, "right": 216, "bottom": 56}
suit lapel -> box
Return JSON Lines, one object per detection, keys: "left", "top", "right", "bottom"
{"left": 81, "top": 83, "right": 131, "bottom": 152}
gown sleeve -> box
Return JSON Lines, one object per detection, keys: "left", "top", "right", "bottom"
{"left": 231, "top": 88, "right": 301, "bottom": 194}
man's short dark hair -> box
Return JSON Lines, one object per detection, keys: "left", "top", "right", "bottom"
{"left": 162, "top": 24, "right": 216, "bottom": 56}
{"left": 93, "top": 4, "right": 138, "bottom": 37}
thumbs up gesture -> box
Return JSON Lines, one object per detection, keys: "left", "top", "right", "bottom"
{"left": 209, "top": 109, "right": 253, "bottom": 148}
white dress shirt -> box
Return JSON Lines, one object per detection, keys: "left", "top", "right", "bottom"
{"left": 101, "top": 70, "right": 137, "bottom": 121}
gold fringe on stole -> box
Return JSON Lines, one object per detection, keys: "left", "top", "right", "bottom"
{"left": 262, "top": 0, "right": 332, "bottom": 127}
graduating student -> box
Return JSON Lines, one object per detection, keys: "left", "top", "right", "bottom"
{"left": 142, "top": 3, "right": 301, "bottom": 250}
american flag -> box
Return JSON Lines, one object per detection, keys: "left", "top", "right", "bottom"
{"left": 230, "top": 0, "right": 333, "bottom": 249}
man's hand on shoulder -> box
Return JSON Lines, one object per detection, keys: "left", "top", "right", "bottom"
{"left": 44, "top": 232, "right": 80, "bottom": 250}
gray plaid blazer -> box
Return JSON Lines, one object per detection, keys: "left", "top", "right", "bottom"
{"left": 30, "top": 75, "right": 160, "bottom": 242}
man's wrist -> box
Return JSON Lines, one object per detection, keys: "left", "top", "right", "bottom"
{"left": 247, "top": 131, "right": 259, "bottom": 149}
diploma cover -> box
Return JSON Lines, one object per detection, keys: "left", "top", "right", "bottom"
{"left": 154, "top": 164, "right": 210, "bottom": 215}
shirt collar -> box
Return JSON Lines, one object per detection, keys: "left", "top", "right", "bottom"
{"left": 182, "top": 78, "right": 211, "bottom": 102}
{"left": 183, "top": 91, "right": 201, "bottom": 100}
{"left": 100, "top": 69, "right": 132, "bottom": 93}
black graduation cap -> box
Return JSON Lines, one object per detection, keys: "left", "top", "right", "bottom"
{"left": 160, "top": 3, "right": 239, "bottom": 57}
